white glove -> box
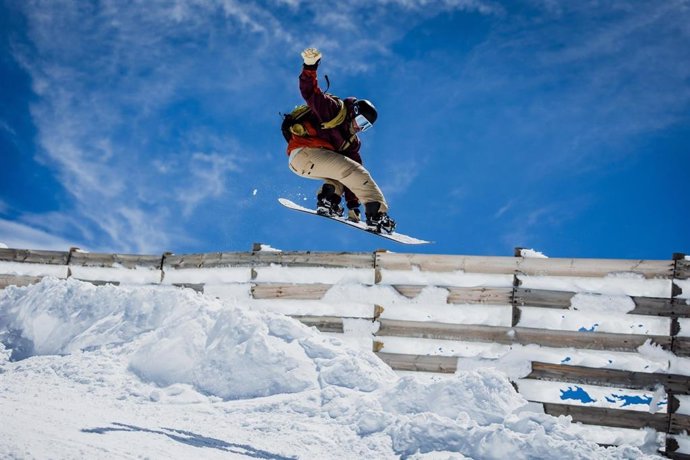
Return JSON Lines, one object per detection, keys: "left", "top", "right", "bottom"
{"left": 301, "top": 48, "right": 322, "bottom": 66}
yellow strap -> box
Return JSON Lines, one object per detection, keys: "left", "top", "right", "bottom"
{"left": 320, "top": 98, "right": 347, "bottom": 129}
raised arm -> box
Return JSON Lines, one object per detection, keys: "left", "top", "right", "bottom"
{"left": 299, "top": 48, "right": 342, "bottom": 123}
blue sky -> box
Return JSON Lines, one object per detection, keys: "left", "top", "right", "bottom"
{"left": 1, "top": 0, "right": 688, "bottom": 259}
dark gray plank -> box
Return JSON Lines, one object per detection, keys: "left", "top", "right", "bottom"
{"left": 542, "top": 403, "right": 681, "bottom": 432}
{"left": 376, "top": 319, "right": 677, "bottom": 353}
{"left": 291, "top": 315, "right": 344, "bottom": 333}
{"left": 527, "top": 361, "right": 690, "bottom": 394}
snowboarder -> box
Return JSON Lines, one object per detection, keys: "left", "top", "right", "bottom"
{"left": 283, "top": 47, "right": 395, "bottom": 233}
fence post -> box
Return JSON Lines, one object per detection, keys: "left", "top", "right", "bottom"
{"left": 511, "top": 248, "right": 523, "bottom": 327}
{"left": 665, "top": 253, "right": 687, "bottom": 456}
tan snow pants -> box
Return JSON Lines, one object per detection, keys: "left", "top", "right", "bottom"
{"left": 288, "top": 147, "right": 388, "bottom": 213}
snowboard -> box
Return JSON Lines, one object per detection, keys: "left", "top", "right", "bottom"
{"left": 279, "top": 198, "right": 431, "bottom": 245}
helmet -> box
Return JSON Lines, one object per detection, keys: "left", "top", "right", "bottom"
{"left": 354, "top": 99, "right": 378, "bottom": 125}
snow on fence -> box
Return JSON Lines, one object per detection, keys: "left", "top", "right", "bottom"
{"left": 1, "top": 246, "right": 689, "bottom": 457}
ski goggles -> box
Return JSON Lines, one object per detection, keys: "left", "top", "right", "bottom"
{"left": 354, "top": 114, "right": 373, "bottom": 133}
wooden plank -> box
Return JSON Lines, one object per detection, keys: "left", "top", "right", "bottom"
{"left": 632, "top": 297, "right": 690, "bottom": 318}
{"left": 375, "top": 253, "right": 519, "bottom": 274}
{"left": 163, "top": 252, "right": 254, "bottom": 269}
{"left": 447, "top": 287, "right": 513, "bottom": 304}
{"left": 517, "top": 258, "right": 673, "bottom": 279}
{"left": 375, "top": 319, "right": 676, "bottom": 353}
{"left": 76, "top": 279, "right": 121, "bottom": 287}
{"left": 251, "top": 283, "right": 331, "bottom": 300}
{"left": 513, "top": 288, "right": 572, "bottom": 308}
{"left": 376, "top": 352, "right": 458, "bottom": 373}
{"left": 675, "top": 257, "right": 690, "bottom": 280}
{"left": 674, "top": 338, "right": 690, "bottom": 358}
{"left": 527, "top": 361, "right": 690, "bottom": 394}
{"left": 375, "top": 253, "right": 673, "bottom": 278}
{"left": 291, "top": 316, "right": 344, "bottom": 333}
{"left": 253, "top": 251, "right": 374, "bottom": 269}
{"left": 390, "top": 285, "right": 513, "bottom": 303}
{"left": 0, "top": 248, "right": 69, "bottom": 265}
{"left": 172, "top": 283, "right": 204, "bottom": 292}
{"left": 514, "top": 288, "right": 688, "bottom": 318}
{"left": 391, "top": 285, "right": 424, "bottom": 299}
{"left": 69, "top": 252, "right": 162, "bottom": 269}
{"left": 670, "top": 414, "right": 690, "bottom": 436}
{"left": 0, "top": 274, "right": 44, "bottom": 289}
{"left": 542, "top": 403, "right": 674, "bottom": 431}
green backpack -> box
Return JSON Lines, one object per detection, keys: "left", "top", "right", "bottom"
{"left": 280, "top": 97, "right": 347, "bottom": 143}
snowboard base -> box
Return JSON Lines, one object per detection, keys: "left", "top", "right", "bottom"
{"left": 279, "top": 198, "right": 431, "bottom": 245}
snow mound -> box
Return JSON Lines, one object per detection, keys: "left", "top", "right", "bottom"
{"left": 0, "top": 278, "right": 657, "bottom": 458}
{"left": 0, "top": 277, "right": 395, "bottom": 399}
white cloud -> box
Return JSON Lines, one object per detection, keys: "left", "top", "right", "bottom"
{"left": 176, "top": 152, "right": 243, "bottom": 217}
{"left": 0, "top": 219, "right": 80, "bottom": 251}
{"left": 9, "top": 0, "right": 501, "bottom": 252}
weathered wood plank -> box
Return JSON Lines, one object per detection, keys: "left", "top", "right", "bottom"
{"left": 172, "top": 283, "right": 204, "bottom": 292}
{"left": 0, "top": 274, "right": 44, "bottom": 289}
{"left": 69, "top": 252, "right": 162, "bottom": 269}
{"left": 527, "top": 361, "right": 690, "bottom": 394}
{"left": 291, "top": 315, "right": 344, "bottom": 333}
{"left": 542, "top": 403, "right": 680, "bottom": 432}
{"left": 391, "top": 285, "right": 425, "bottom": 299}
{"left": 513, "top": 288, "right": 572, "bottom": 308}
{"left": 251, "top": 283, "right": 332, "bottom": 300}
{"left": 76, "top": 279, "right": 121, "bottom": 287}
{"left": 675, "top": 256, "right": 690, "bottom": 280}
{"left": 517, "top": 258, "right": 673, "bottom": 279}
{"left": 389, "top": 285, "right": 513, "bottom": 304}
{"left": 375, "top": 253, "right": 519, "bottom": 274}
{"left": 513, "top": 288, "right": 689, "bottom": 318}
{"left": 376, "top": 352, "right": 458, "bottom": 373}
{"left": 633, "top": 297, "right": 690, "bottom": 318}
{"left": 447, "top": 287, "right": 513, "bottom": 304}
{"left": 0, "top": 248, "right": 69, "bottom": 265}
{"left": 375, "top": 253, "right": 673, "bottom": 278}
{"left": 375, "top": 319, "right": 679, "bottom": 353}
{"left": 163, "top": 252, "right": 254, "bottom": 269}
{"left": 253, "top": 251, "right": 374, "bottom": 269}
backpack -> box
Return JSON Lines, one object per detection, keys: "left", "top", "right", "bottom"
{"left": 281, "top": 97, "right": 347, "bottom": 143}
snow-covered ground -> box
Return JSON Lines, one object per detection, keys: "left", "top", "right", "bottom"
{"left": 0, "top": 277, "right": 663, "bottom": 459}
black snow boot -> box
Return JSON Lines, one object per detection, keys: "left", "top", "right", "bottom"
{"left": 316, "top": 184, "right": 344, "bottom": 217}
{"left": 365, "top": 202, "right": 396, "bottom": 233}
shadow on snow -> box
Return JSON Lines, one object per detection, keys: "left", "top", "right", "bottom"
{"left": 82, "top": 422, "right": 296, "bottom": 460}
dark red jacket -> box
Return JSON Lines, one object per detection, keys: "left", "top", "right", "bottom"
{"left": 288, "top": 66, "right": 365, "bottom": 206}
{"left": 288, "top": 67, "right": 363, "bottom": 165}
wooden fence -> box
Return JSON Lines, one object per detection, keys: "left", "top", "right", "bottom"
{"left": 1, "top": 246, "right": 689, "bottom": 457}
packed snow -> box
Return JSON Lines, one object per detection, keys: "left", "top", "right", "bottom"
{"left": 0, "top": 277, "right": 660, "bottom": 459}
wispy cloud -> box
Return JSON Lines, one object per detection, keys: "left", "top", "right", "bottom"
{"left": 8, "top": 0, "right": 499, "bottom": 252}
{"left": 175, "top": 152, "right": 243, "bottom": 217}
{"left": 0, "top": 218, "right": 80, "bottom": 251}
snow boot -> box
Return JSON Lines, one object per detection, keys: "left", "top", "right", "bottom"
{"left": 316, "top": 184, "right": 344, "bottom": 217}
{"left": 365, "top": 202, "right": 396, "bottom": 234}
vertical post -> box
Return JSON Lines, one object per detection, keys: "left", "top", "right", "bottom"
{"left": 511, "top": 248, "right": 523, "bottom": 327}
{"left": 665, "top": 253, "right": 686, "bottom": 457}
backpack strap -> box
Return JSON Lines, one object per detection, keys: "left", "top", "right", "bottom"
{"left": 320, "top": 98, "right": 347, "bottom": 130}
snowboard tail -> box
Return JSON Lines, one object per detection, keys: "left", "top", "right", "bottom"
{"left": 279, "top": 198, "right": 431, "bottom": 245}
